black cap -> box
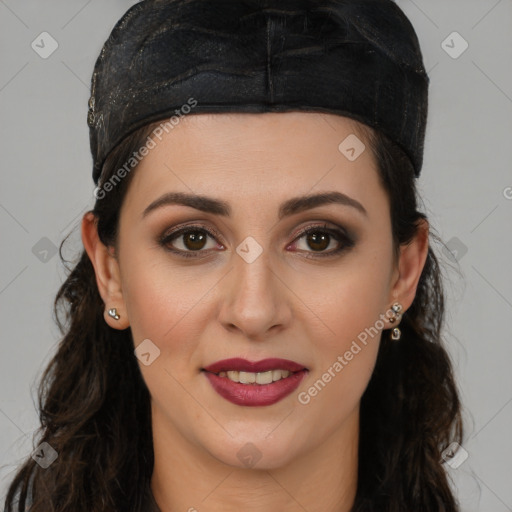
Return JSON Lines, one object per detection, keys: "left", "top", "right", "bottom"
{"left": 88, "top": 0, "right": 429, "bottom": 184}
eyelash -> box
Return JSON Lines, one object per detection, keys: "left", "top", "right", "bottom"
{"left": 158, "top": 223, "right": 355, "bottom": 259}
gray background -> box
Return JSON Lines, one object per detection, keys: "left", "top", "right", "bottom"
{"left": 1, "top": 1, "right": 511, "bottom": 510}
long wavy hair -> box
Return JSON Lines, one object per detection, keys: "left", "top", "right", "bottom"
{"left": 4, "top": 117, "right": 464, "bottom": 512}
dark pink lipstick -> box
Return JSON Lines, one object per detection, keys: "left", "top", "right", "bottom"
{"left": 202, "top": 358, "right": 308, "bottom": 407}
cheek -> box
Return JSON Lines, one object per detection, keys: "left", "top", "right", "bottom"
{"left": 120, "top": 257, "right": 220, "bottom": 365}
{"left": 291, "top": 249, "right": 391, "bottom": 414}
{"left": 293, "top": 246, "right": 391, "bottom": 350}
{"left": 321, "top": 273, "right": 388, "bottom": 353}
{"left": 303, "top": 290, "right": 383, "bottom": 405}
{"left": 120, "top": 260, "right": 220, "bottom": 421}
{"left": 295, "top": 277, "right": 385, "bottom": 433}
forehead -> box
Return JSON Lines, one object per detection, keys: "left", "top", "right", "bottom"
{"left": 122, "top": 112, "right": 387, "bottom": 219}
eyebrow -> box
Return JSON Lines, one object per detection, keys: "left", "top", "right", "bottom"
{"left": 142, "top": 190, "right": 368, "bottom": 220}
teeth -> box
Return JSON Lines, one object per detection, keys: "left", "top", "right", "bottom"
{"left": 239, "top": 371, "right": 256, "bottom": 384}
{"left": 227, "top": 370, "right": 239, "bottom": 382}
{"left": 218, "top": 369, "right": 292, "bottom": 384}
{"left": 256, "top": 371, "right": 273, "bottom": 385}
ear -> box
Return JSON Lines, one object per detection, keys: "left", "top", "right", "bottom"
{"left": 389, "top": 218, "right": 429, "bottom": 314}
{"left": 81, "top": 211, "right": 130, "bottom": 330}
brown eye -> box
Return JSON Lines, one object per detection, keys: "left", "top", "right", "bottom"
{"left": 181, "top": 230, "right": 208, "bottom": 251}
{"left": 304, "top": 231, "right": 331, "bottom": 252}
{"left": 160, "top": 226, "right": 221, "bottom": 257}
{"left": 290, "top": 224, "right": 355, "bottom": 258}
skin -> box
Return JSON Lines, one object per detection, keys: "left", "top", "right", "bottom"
{"left": 82, "top": 112, "right": 429, "bottom": 512}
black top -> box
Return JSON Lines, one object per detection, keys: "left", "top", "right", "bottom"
{"left": 143, "top": 486, "right": 161, "bottom": 512}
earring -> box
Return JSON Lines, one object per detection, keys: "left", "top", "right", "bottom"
{"left": 388, "top": 302, "right": 403, "bottom": 340}
{"left": 388, "top": 302, "right": 402, "bottom": 323}
{"left": 391, "top": 327, "right": 401, "bottom": 340}
{"left": 108, "top": 307, "right": 120, "bottom": 320}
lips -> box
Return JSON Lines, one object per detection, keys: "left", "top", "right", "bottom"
{"left": 202, "top": 358, "right": 308, "bottom": 407}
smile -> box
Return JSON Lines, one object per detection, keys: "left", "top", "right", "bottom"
{"left": 202, "top": 358, "right": 308, "bottom": 406}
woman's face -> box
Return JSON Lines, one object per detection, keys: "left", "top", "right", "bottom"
{"left": 102, "top": 112, "right": 413, "bottom": 469}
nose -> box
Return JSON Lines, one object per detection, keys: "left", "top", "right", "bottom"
{"left": 217, "top": 243, "right": 292, "bottom": 340}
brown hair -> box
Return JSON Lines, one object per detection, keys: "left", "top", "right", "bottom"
{"left": 4, "top": 119, "right": 464, "bottom": 512}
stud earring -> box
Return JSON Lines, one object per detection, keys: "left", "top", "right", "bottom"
{"left": 388, "top": 302, "right": 403, "bottom": 341}
{"left": 388, "top": 302, "right": 402, "bottom": 323}
{"left": 107, "top": 307, "right": 120, "bottom": 320}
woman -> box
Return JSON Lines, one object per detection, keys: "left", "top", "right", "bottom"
{"left": 4, "top": 0, "right": 464, "bottom": 511}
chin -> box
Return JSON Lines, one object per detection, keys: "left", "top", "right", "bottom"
{"left": 202, "top": 430, "right": 308, "bottom": 471}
